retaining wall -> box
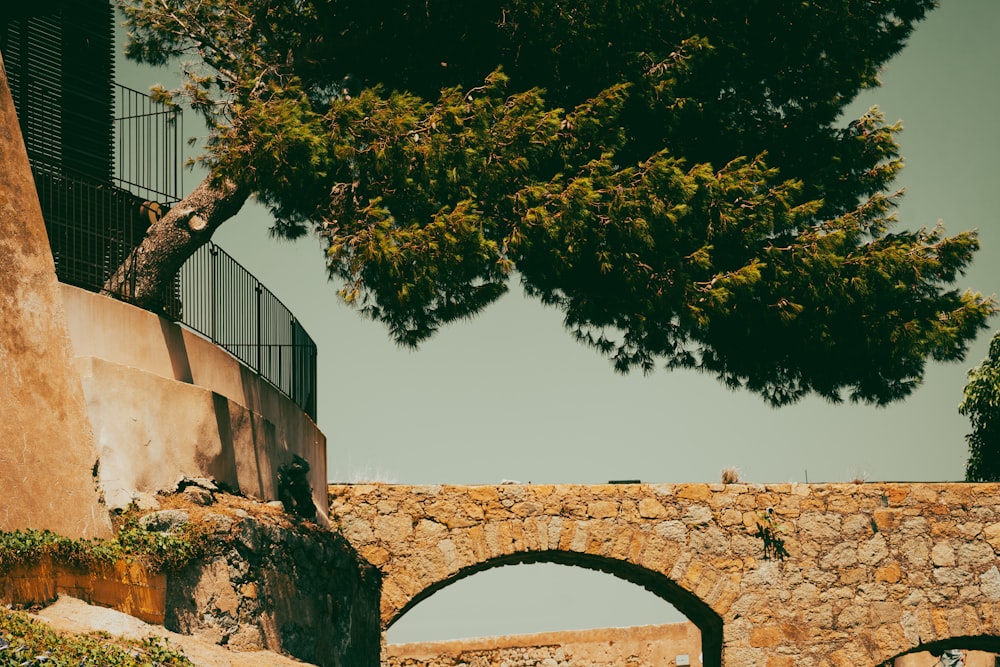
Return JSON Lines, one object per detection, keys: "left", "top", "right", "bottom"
{"left": 62, "top": 285, "right": 327, "bottom": 520}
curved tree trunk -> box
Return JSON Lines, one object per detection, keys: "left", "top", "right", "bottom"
{"left": 102, "top": 174, "right": 250, "bottom": 310}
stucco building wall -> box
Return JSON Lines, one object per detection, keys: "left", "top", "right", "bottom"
{"left": 62, "top": 284, "right": 327, "bottom": 520}
{"left": 895, "top": 651, "right": 996, "bottom": 666}
{"left": 386, "top": 622, "right": 703, "bottom": 667}
{"left": 0, "top": 53, "right": 111, "bottom": 538}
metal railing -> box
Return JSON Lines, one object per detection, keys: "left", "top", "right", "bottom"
{"left": 35, "top": 167, "right": 318, "bottom": 420}
{"left": 35, "top": 165, "right": 147, "bottom": 293}
{"left": 176, "top": 243, "right": 318, "bottom": 420}
{"left": 27, "top": 81, "right": 317, "bottom": 420}
{"left": 113, "top": 83, "right": 183, "bottom": 203}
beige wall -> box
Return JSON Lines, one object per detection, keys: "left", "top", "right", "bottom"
{"left": 390, "top": 628, "right": 1000, "bottom": 667}
{"left": 386, "top": 622, "right": 703, "bottom": 667}
{"left": 896, "top": 652, "right": 996, "bottom": 666}
{"left": 0, "top": 53, "right": 111, "bottom": 538}
{"left": 61, "top": 285, "right": 327, "bottom": 522}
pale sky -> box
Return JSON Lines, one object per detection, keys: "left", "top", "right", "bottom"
{"left": 118, "top": 0, "right": 1000, "bottom": 644}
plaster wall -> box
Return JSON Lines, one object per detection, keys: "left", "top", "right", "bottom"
{"left": 61, "top": 285, "right": 327, "bottom": 519}
{"left": 386, "top": 622, "right": 703, "bottom": 666}
{"left": 895, "top": 652, "right": 996, "bottom": 666}
{"left": 0, "top": 53, "right": 110, "bottom": 538}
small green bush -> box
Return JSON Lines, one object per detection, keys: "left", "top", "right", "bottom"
{"left": 0, "top": 608, "right": 195, "bottom": 665}
{"left": 0, "top": 506, "right": 213, "bottom": 575}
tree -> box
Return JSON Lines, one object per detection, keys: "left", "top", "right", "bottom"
{"left": 111, "top": 0, "right": 995, "bottom": 406}
{"left": 961, "top": 333, "right": 1000, "bottom": 481}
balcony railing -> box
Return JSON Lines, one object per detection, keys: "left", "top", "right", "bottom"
{"left": 28, "top": 83, "right": 318, "bottom": 420}
{"left": 113, "top": 83, "right": 183, "bottom": 204}
{"left": 176, "top": 243, "right": 318, "bottom": 420}
{"left": 35, "top": 167, "right": 318, "bottom": 421}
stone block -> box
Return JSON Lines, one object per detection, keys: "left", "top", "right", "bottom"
{"left": 750, "top": 625, "right": 784, "bottom": 647}
{"left": 586, "top": 499, "right": 619, "bottom": 518}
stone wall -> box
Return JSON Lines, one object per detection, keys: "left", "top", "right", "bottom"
{"left": 895, "top": 651, "right": 996, "bottom": 666}
{"left": 329, "top": 482, "right": 1000, "bottom": 666}
{"left": 386, "top": 622, "right": 702, "bottom": 667}
{"left": 385, "top": 623, "right": 1000, "bottom": 667}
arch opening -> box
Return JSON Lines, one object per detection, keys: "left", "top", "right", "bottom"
{"left": 879, "top": 637, "right": 1000, "bottom": 666}
{"left": 386, "top": 550, "right": 723, "bottom": 667}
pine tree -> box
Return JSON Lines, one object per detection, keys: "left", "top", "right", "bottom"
{"left": 961, "top": 333, "right": 1000, "bottom": 481}
{"left": 110, "top": 0, "right": 995, "bottom": 405}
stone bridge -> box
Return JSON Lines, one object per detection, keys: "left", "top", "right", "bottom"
{"left": 328, "top": 482, "right": 1000, "bottom": 667}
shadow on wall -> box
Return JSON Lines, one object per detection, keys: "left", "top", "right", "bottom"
{"left": 60, "top": 284, "right": 327, "bottom": 521}
{"left": 159, "top": 317, "right": 194, "bottom": 384}
{"left": 164, "top": 516, "right": 382, "bottom": 666}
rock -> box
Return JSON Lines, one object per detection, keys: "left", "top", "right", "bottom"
{"left": 175, "top": 476, "right": 220, "bottom": 493}
{"left": 139, "top": 509, "right": 191, "bottom": 532}
{"left": 203, "top": 513, "right": 235, "bottom": 533}
{"left": 183, "top": 486, "right": 215, "bottom": 506}
{"left": 130, "top": 493, "right": 161, "bottom": 512}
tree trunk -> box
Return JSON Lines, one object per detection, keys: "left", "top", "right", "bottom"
{"left": 102, "top": 174, "right": 250, "bottom": 310}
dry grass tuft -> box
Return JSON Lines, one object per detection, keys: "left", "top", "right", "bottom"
{"left": 721, "top": 467, "right": 741, "bottom": 484}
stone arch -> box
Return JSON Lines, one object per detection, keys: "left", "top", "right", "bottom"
{"left": 864, "top": 600, "right": 1000, "bottom": 666}
{"left": 386, "top": 550, "right": 724, "bottom": 667}
{"left": 331, "top": 482, "right": 1000, "bottom": 664}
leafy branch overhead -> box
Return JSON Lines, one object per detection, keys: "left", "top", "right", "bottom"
{"left": 117, "top": 0, "right": 994, "bottom": 405}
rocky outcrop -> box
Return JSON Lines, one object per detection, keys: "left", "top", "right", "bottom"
{"left": 165, "top": 511, "right": 380, "bottom": 666}
{"left": 0, "top": 490, "right": 381, "bottom": 667}
{"left": 30, "top": 595, "right": 314, "bottom": 667}
{"left": 153, "top": 494, "right": 381, "bottom": 667}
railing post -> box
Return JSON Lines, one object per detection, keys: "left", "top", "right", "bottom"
{"left": 290, "top": 317, "right": 297, "bottom": 408}
{"left": 210, "top": 244, "right": 218, "bottom": 343}
{"left": 255, "top": 282, "right": 263, "bottom": 373}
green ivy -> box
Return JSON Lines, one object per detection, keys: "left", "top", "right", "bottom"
{"left": 0, "top": 507, "right": 213, "bottom": 574}
{"left": 0, "top": 609, "right": 195, "bottom": 666}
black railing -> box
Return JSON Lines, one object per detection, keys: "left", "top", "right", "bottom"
{"left": 27, "top": 81, "right": 318, "bottom": 420}
{"left": 176, "top": 243, "right": 318, "bottom": 420}
{"left": 35, "top": 165, "right": 148, "bottom": 293}
{"left": 36, "top": 168, "right": 318, "bottom": 420}
{"left": 114, "top": 83, "right": 183, "bottom": 203}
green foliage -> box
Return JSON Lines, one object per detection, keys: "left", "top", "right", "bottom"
{"left": 0, "top": 508, "right": 210, "bottom": 574}
{"left": 0, "top": 609, "right": 194, "bottom": 665}
{"left": 110, "top": 510, "right": 212, "bottom": 571}
{"left": 961, "top": 333, "right": 1000, "bottom": 481}
{"left": 755, "top": 510, "right": 789, "bottom": 561}
{"left": 117, "top": 0, "right": 995, "bottom": 405}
